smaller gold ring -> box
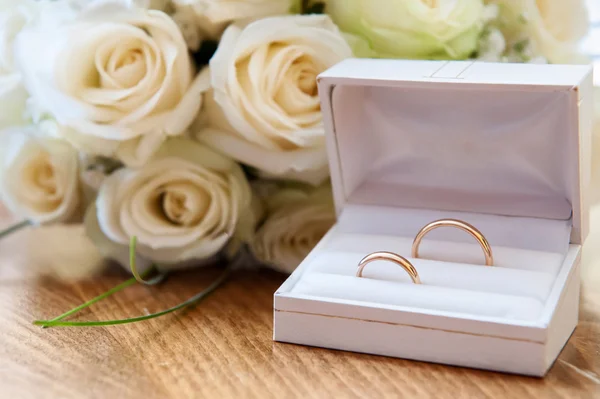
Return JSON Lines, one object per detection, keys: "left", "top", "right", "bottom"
{"left": 411, "top": 219, "right": 493, "bottom": 266}
{"left": 357, "top": 251, "right": 421, "bottom": 284}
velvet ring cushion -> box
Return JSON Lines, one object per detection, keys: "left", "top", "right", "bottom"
{"left": 412, "top": 219, "right": 494, "bottom": 266}
{"left": 357, "top": 252, "right": 421, "bottom": 284}
{"left": 308, "top": 251, "right": 555, "bottom": 302}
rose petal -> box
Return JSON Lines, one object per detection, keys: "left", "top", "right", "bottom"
{"left": 198, "top": 127, "right": 329, "bottom": 185}
{"left": 84, "top": 203, "right": 153, "bottom": 273}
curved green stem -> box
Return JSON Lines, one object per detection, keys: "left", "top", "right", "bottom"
{"left": 129, "top": 236, "right": 167, "bottom": 286}
{"left": 43, "top": 268, "right": 156, "bottom": 326}
{"left": 0, "top": 220, "right": 30, "bottom": 240}
{"left": 34, "top": 263, "right": 233, "bottom": 328}
{"left": 41, "top": 276, "right": 139, "bottom": 328}
{"left": 36, "top": 235, "right": 163, "bottom": 327}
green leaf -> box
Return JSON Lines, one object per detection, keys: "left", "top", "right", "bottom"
{"left": 303, "top": 2, "right": 325, "bottom": 14}
{"left": 85, "top": 156, "right": 123, "bottom": 175}
{"left": 193, "top": 40, "right": 219, "bottom": 67}
{"left": 513, "top": 39, "right": 528, "bottom": 54}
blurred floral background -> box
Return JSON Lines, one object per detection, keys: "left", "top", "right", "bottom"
{"left": 581, "top": 0, "right": 600, "bottom": 293}
{"left": 0, "top": 0, "right": 598, "bottom": 282}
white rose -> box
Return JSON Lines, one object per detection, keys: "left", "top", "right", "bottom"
{"left": 251, "top": 184, "right": 335, "bottom": 273}
{"left": 196, "top": 15, "right": 353, "bottom": 185}
{"left": 173, "top": 0, "right": 294, "bottom": 29}
{"left": 0, "top": 0, "right": 37, "bottom": 129}
{"left": 327, "top": 0, "right": 485, "bottom": 59}
{"left": 14, "top": 1, "right": 210, "bottom": 167}
{"left": 68, "top": 0, "right": 171, "bottom": 11}
{"left": 0, "top": 129, "right": 80, "bottom": 224}
{"left": 85, "top": 138, "right": 252, "bottom": 270}
{"left": 477, "top": 28, "right": 506, "bottom": 62}
{"left": 490, "top": 0, "right": 589, "bottom": 63}
{"left": 172, "top": 0, "right": 297, "bottom": 50}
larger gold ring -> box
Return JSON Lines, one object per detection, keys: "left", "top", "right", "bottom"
{"left": 357, "top": 251, "right": 421, "bottom": 284}
{"left": 411, "top": 219, "right": 493, "bottom": 266}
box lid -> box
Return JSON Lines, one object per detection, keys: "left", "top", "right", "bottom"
{"left": 317, "top": 59, "right": 594, "bottom": 245}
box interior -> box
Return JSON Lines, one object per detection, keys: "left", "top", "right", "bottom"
{"left": 331, "top": 84, "right": 577, "bottom": 234}
{"left": 279, "top": 76, "right": 583, "bottom": 325}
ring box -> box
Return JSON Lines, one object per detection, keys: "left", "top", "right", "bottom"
{"left": 273, "top": 59, "right": 594, "bottom": 376}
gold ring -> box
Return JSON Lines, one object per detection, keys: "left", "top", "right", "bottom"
{"left": 356, "top": 251, "right": 421, "bottom": 284}
{"left": 411, "top": 219, "right": 494, "bottom": 266}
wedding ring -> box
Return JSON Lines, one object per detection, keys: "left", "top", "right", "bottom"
{"left": 356, "top": 251, "right": 421, "bottom": 284}
{"left": 411, "top": 219, "right": 494, "bottom": 266}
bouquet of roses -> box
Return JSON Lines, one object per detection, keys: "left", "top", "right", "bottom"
{"left": 0, "top": 0, "right": 594, "bottom": 326}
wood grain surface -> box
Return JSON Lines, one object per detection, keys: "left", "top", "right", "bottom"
{"left": 1, "top": 203, "right": 600, "bottom": 399}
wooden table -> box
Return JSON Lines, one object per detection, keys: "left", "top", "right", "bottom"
{"left": 1, "top": 206, "right": 600, "bottom": 399}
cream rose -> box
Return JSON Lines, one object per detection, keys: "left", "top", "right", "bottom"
{"left": 68, "top": 0, "right": 171, "bottom": 11}
{"left": 173, "top": 0, "right": 294, "bottom": 27}
{"left": 327, "top": 0, "right": 486, "bottom": 59}
{"left": 14, "top": 1, "right": 209, "bottom": 167}
{"left": 477, "top": 28, "right": 507, "bottom": 62}
{"left": 0, "top": 129, "right": 80, "bottom": 224}
{"left": 0, "top": 0, "right": 37, "bottom": 129}
{"left": 85, "top": 138, "right": 252, "bottom": 269}
{"left": 490, "top": 0, "right": 589, "bottom": 63}
{"left": 196, "top": 15, "right": 352, "bottom": 185}
{"left": 251, "top": 184, "right": 335, "bottom": 273}
{"left": 172, "top": 0, "right": 297, "bottom": 51}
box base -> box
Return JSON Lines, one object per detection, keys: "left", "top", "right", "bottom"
{"left": 274, "top": 250, "right": 581, "bottom": 376}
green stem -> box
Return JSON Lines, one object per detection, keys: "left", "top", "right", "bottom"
{"left": 33, "top": 263, "right": 233, "bottom": 328}
{"left": 44, "top": 276, "right": 140, "bottom": 325}
{"left": 129, "top": 236, "right": 166, "bottom": 286}
{"left": 38, "top": 234, "right": 164, "bottom": 326}
{"left": 43, "top": 264, "right": 159, "bottom": 325}
{"left": 0, "top": 220, "right": 30, "bottom": 240}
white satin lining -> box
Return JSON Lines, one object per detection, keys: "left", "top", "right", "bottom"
{"left": 331, "top": 85, "right": 575, "bottom": 223}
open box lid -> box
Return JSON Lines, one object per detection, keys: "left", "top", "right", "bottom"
{"left": 317, "top": 59, "right": 594, "bottom": 246}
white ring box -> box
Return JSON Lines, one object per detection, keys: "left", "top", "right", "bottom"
{"left": 273, "top": 59, "right": 595, "bottom": 376}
